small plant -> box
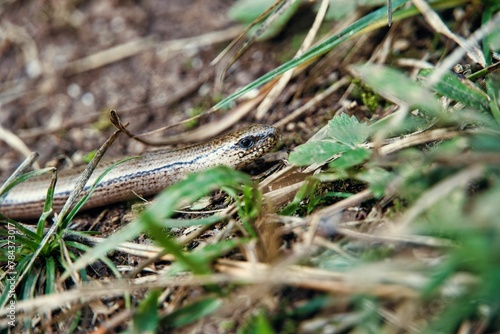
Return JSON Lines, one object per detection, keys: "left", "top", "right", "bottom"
{"left": 1, "top": 0, "right": 499, "bottom": 332}
{"left": 0, "top": 132, "right": 130, "bottom": 328}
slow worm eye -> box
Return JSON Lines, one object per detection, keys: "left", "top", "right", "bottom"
{"left": 1, "top": 125, "right": 279, "bottom": 220}
{"left": 238, "top": 137, "right": 255, "bottom": 149}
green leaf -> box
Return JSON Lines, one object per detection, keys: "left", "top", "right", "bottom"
{"left": 161, "top": 297, "right": 222, "bottom": 328}
{"left": 281, "top": 179, "right": 319, "bottom": 216}
{"left": 45, "top": 257, "right": 56, "bottom": 295}
{"left": 357, "top": 167, "right": 394, "bottom": 197}
{"left": 369, "top": 112, "right": 433, "bottom": 137}
{"left": 329, "top": 147, "right": 371, "bottom": 170}
{"left": 418, "top": 69, "right": 491, "bottom": 112}
{"left": 240, "top": 310, "right": 276, "bottom": 334}
{"left": 133, "top": 289, "right": 160, "bottom": 334}
{"left": 351, "top": 63, "right": 442, "bottom": 115}
{"left": 486, "top": 70, "right": 500, "bottom": 122}
{"left": 62, "top": 166, "right": 252, "bottom": 280}
{"left": 327, "top": 113, "right": 369, "bottom": 148}
{"left": 289, "top": 140, "right": 349, "bottom": 166}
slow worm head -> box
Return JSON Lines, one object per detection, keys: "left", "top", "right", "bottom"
{"left": 0, "top": 124, "right": 280, "bottom": 220}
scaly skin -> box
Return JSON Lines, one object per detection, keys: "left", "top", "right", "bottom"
{"left": 0, "top": 125, "right": 280, "bottom": 220}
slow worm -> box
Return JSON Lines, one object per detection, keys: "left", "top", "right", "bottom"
{"left": 0, "top": 124, "right": 280, "bottom": 220}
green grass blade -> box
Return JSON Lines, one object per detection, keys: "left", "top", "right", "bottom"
{"left": 214, "top": 0, "right": 468, "bottom": 112}
{"left": 62, "top": 157, "right": 137, "bottom": 227}
{"left": 67, "top": 310, "right": 83, "bottom": 334}
{"left": 37, "top": 171, "right": 58, "bottom": 234}
{"left": 168, "top": 238, "right": 249, "bottom": 275}
{"left": 61, "top": 166, "right": 252, "bottom": 281}
{"left": 0, "top": 233, "right": 39, "bottom": 253}
{"left": 143, "top": 171, "right": 255, "bottom": 275}
{"left": 132, "top": 289, "right": 161, "bottom": 334}
{"left": 13, "top": 256, "right": 31, "bottom": 280}
{"left": 160, "top": 297, "right": 222, "bottom": 328}
{"left": 0, "top": 216, "right": 41, "bottom": 242}
{"left": 0, "top": 168, "right": 55, "bottom": 205}
{"left": 64, "top": 241, "right": 122, "bottom": 280}
{"left": 21, "top": 267, "right": 40, "bottom": 328}
{"left": 0, "top": 152, "right": 38, "bottom": 197}
{"left": 160, "top": 214, "right": 225, "bottom": 228}
{"left": 144, "top": 214, "right": 211, "bottom": 275}
{"left": 213, "top": 0, "right": 411, "bottom": 110}
{"left": 481, "top": 3, "right": 500, "bottom": 66}
{"left": 44, "top": 256, "right": 56, "bottom": 295}
{"left": 0, "top": 282, "right": 13, "bottom": 312}
{"left": 486, "top": 71, "right": 500, "bottom": 122}
{"left": 239, "top": 310, "right": 276, "bottom": 334}
{"left": 281, "top": 179, "right": 318, "bottom": 216}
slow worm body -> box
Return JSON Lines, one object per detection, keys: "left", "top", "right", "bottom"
{"left": 0, "top": 125, "right": 279, "bottom": 220}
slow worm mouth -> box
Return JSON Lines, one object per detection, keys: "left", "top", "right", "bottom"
{"left": 0, "top": 124, "right": 281, "bottom": 220}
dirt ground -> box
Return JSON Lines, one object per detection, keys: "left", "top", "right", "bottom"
{"left": 0, "top": 0, "right": 360, "bottom": 226}
{"left": 0, "top": 0, "right": 457, "bottom": 332}
{"left": 1, "top": 0, "right": 255, "bottom": 160}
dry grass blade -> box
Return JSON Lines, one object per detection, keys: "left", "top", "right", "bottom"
{"left": 411, "top": 0, "right": 485, "bottom": 66}
{"left": 335, "top": 227, "right": 456, "bottom": 248}
{"left": 216, "top": 259, "right": 420, "bottom": 298}
{"left": 212, "top": 0, "right": 286, "bottom": 66}
{"left": 156, "top": 25, "right": 243, "bottom": 60}
{"left": 64, "top": 26, "right": 241, "bottom": 75}
{"left": 63, "top": 36, "right": 157, "bottom": 74}
{"left": 379, "top": 128, "right": 465, "bottom": 155}
{"left": 426, "top": 11, "right": 500, "bottom": 87}
{"left": 0, "top": 125, "right": 40, "bottom": 169}
{"left": 309, "top": 189, "right": 374, "bottom": 225}
{"left": 213, "top": 0, "right": 294, "bottom": 84}
{"left": 13, "top": 125, "right": 123, "bottom": 290}
{"left": 256, "top": 0, "right": 330, "bottom": 119}
{"left": 0, "top": 274, "right": 264, "bottom": 321}
{"left": 394, "top": 164, "right": 484, "bottom": 229}
{"left": 1, "top": 22, "right": 41, "bottom": 78}
{"left": 2, "top": 0, "right": 498, "bottom": 331}
{"left": 274, "top": 77, "right": 350, "bottom": 128}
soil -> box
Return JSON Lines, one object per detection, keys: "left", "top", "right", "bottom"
{"left": 0, "top": 0, "right": 368, "bottom": 227}
{"left": 0, "top": 0, "right": 435, "bottom": 331}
